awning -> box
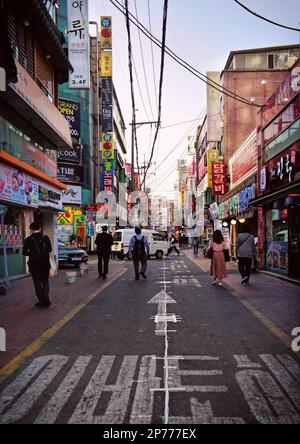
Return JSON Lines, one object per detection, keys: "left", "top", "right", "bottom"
{"left": 0, "top": 150, "right": 67, "bottom": 190}
{"left": 250, "top": 182, "right": 300, "bottom": 206}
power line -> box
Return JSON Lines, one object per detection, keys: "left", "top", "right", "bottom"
{"left": 108, "top": 0, "right": 261, "bottom": 107}
{"left": 140, "top": 0, "right": 169, "bottom": 190}
{"left": 160, "top": 118, "right": 204, "bottom": 129}
{"left": 147, "top": 0, "right": 159, "bottom": 112}
{"left": 134, "top": 0, "right": 156, "bottom": 120}
{"left": 233, "top": 0, "right": 300, "bottom": 32}
{"left": 132, "top": 55, "right": 151, "bottom": 121}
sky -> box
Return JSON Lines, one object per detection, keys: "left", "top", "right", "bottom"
{"left": 89, "top": 0, "right": 300, "bottom": 196}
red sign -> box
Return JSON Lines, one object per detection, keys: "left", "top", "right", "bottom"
{"left": 212, "top": 162, "right": 227, "bottom": 195}
{"left": 230, "top": 137, "right": 257, "bottom": 188}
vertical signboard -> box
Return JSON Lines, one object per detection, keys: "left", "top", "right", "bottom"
{"left": 100, "top": 51, "right": 112, "bottom": 77}
{"left": 67, "top": 0, "right": 90, "bottom": 89}
{"left": 101, "top": 132, "right": 114, "bottom": 160}
{"left": 58, "top": 98, "right": 81, "bottom": 139}
{"left": 100, "top": 160, "right": 114, "bottom": 194}
{"left": 207, "top": 148, "right": 219, "bottom": 187}
{"left": 212, "top": 162, "right": 227, "bottom": 195}
{"left": 100, "top": 16, "right": 112, "bottom": 49}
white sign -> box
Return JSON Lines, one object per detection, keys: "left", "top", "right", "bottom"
{"left": 67, "top": 0, "right": 90, "bottom": 89}
{"left": 260, "top": 167, "right": 267, "bottom": 192}
{"left": 61, "top": 185, "right": 82, "bottom": 205}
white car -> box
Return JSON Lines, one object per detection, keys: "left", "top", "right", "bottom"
{"left": 112, "top": 228, "right": 169, "bottom": 260}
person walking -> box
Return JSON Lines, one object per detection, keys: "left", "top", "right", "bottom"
{"left": 95, "top": 225, "right": 113, "bottom": 279}
{"left": 128, "top": 227, "right": 150, "bottom": 280}
{"left": 166, "top": 234, "right": 180, "bottom": 256}
{"left": 236, "top": 224, "right": 256, "bottom": 284}
{"left": 23, "top": 222, "right": 52, "bottom": 307}
{"left": 192, "top": 236, "right": 199, "bottom": 256}
{"left": 209, "top": 230, "right": 227, "bottom": 286}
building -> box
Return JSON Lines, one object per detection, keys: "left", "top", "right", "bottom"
{"left": 0, "top": 0, "right": 72, "bottom": 278}
{"left": 251, "top": 58, "right": 300, "bottom": 280}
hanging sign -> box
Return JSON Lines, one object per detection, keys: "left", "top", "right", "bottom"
{"left": 101, "top": 77, "right": 112, "bottom": 106}
{"left": 100, "top": 16, "right": 112, "bottom": 49}
{"left": 101, "top": 132, "right": 114, "bottom": 160}
{"left": 212, "top": 162, "right": 227, "bottom": 195}
{"left": 100, "top": 51, "right": 112, "bottom": 77}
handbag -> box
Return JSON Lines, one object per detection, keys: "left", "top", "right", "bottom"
{"left": 223, "top": 249, "right": 230, "bottom": 262}
{"left": 207, "top": 247, "right": 213, "bottom": 259}
{"left": 49, "top": 253, "right": 57, "bottom": 278}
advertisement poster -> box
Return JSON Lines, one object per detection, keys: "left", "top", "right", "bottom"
{"left": 58, "top": 99, "right": 81, "bottom": 139}
{"left": 0, "top": 224, "right": 22, "bottom": 248}
{"left": 266, "top": 241, "right": 288, "bottom": 274}
{"left": 74, "top": 215, "right": 87, "bottom": 242}
{"left": 0, "top": 163, "right": 38, "bottom": 207}
{"left": 57, "top": 225, "right": 74, "bottom": 244}
{"left": 67, "top": 0, "right": 90, "bottom": 89}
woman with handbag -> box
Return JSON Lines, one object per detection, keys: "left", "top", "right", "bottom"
{"left": 209, "top": 230, "right": 228, "bottom": 286}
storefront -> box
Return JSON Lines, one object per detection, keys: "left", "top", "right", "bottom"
{"left": 0, "top": 151, "right": 66, "bottom": 278}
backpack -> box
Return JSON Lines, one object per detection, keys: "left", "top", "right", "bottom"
{"left": 133, "top": 236, "right": 145, "bottom": 258}
{"left": 30, "top": 235, "right": 49, "bottom": 263}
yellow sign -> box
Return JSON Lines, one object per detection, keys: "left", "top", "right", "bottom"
{"left": 100, "top": 51, "right": 112, "bottom": 77}
{"left": 207, "top": 148, "right": 219, "bottom": 187}
{"left": 102, "top": 132, "right": 114, "bottom": 160}
{"left": 57, "top": 206, "right": 82, "bottom": 225}
{"left": 100, "top": 16, "right": 112, "bottom": 49}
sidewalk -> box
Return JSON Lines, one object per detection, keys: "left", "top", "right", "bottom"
{"left": 0, "top": 260, "right": 125, "bottom": 370}
{"left": 184, "top": 249, "right": 300, "bottom": 338}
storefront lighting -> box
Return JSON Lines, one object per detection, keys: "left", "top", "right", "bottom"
{"left": 222, "top": 221, "right": 228, "bottom": 227}
{"left": 239, "top": 218, "right": 246, "bottom": 223}
{"left": 231, "top": 219, "right": 237, "bottom": 225}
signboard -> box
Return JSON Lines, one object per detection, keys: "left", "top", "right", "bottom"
{"left": 102, "top": 106, "right": 113, "bottom": 132}
{"left": 57, "top": 225, "right": 74, "bottom": 244}
{"left": 101, "top": 77, "right": 112, "bottom": 106}
{"left": 57, "top": 144, "right": 83, "bottom": 164}
{"left": 57, "top": 164, "right": 84, "bottom": 184}
{"left": 61, "top": 185, "right": 82, "bottom": 205}
{"left": 74, "top": 215, "right": 87, "bottom": 242}
{"left": 212, "top": 162, "right": 227, "bottom": 195}
{"left": 38, "top": 184, "right": 62, "bottom": 210}
{"left": 100, "top": 51, "right": 112, "bottom": 77}
{"left": 100, "top": 16, "right": 112, "bottom": 49}
{"left": 67, "top": 0, "right": 90, "bottom": 89}
{"left": 101, "top": 132, "right": 114, "bottom": 160}
{"left": 100, "top": 160, "right": 114, "bottom": 194}
{"left": 24, "top": 142, "right": 57, "bottom": 177}
{"left": 230, "top": 130, "right": 257, "bottom": 189}
{"left": 0, "top": 163, "right": 38, "bottom": 207}
{"left": 58, "top": 99, "right": 81, "bottom": 139}
{"left": 57, "top": 206, "right": 82, "bottom": 225}
{"left": 207, "top": 149, "right": 219, "bottom": 187}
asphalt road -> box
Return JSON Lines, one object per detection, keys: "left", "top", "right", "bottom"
{"left": 0, "top": 254, "right": 299, "bottom": 424}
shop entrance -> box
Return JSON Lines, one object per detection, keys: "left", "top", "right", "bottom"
{"left": 289, "top": 205, "right": 300, "bottom": 279}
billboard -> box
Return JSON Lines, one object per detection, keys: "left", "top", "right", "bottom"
{"left": 57, "top": 164, "right": 84, "bottom": 184}
{"left": 58, "top": 99, "right": 81, "bottom": 139}
{"left": 57, "top": 143, "right": 83, "bottom": 164}
{"left": 67, "top": 0, "right": 90, "bottom": 89}
{"left": 61, "top": 185, "right": 82, "bottom": 205}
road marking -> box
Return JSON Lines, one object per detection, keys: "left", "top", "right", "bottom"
{"left": 0, "top": 267, "right": 126, "bottom": 385}
{"left": 234, "top": 355, "right": 262, "bottom": 368}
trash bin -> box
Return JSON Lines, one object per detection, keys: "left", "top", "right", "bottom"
{"left": 65, "top": 271, "right": 77, "bottom": 284}
{"left": 79, "top": 263, "right": 89, "bottom": 276}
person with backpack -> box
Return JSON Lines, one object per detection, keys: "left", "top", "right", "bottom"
{"left": 95, "top": 225, "right": 113, "bottom": 279}
{"left": 128, "top": 226, "right": 150, "bottom": 280}
{"left": 236, "top": 223, "right": 256, "bottom": 284}
{"left": 23, "top": 222, "right": 52, "bottom": 307}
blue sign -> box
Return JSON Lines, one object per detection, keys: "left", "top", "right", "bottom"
{"left": 100, "top": 161, "right": 114, "bottom": 194}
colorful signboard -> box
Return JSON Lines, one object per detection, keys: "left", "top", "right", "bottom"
{"left": 100, "top": 16, "right": 112, "bottom": 49}
{"left": 74, "top": 215, "right": 87, "bottom": 242}
{"left": 61, "top": 185, "right": 82, "bottom": 205}
{"left": 0, "top": 224, "right": 23, "bottom": 248}
{"left": 57, "top": 143, "right": 83, "bottom": 164}
{"left": 57, "top": 164, "right": 84, "bottom": 184}
{"left": 67, "top": 0, "right": 90, "bottom": 89}
{"left": 207, "top": 149, "right": 219, "bottom": 187}
{"left": 38, "top": 184, "right": 62, "bottom": 210}
{"left": 101, "top": 132, "right": 114, "bottom": 160}
{"left": 212, "top": 162, "right": 227, "bottom": 195}
{"left": 100, "top": 51, "right": 112, "bottom": 77}
{"left": 58, "top": 99, "right": 81, "bottom": 139}
{"left": 0, "top": 163, "right": 38, "bottom": 207}
{"left": 57, "top": 206, "right": 82, "bottom": 225}
{"left": 100, "top": 160, "right": 114, "bottom": 194}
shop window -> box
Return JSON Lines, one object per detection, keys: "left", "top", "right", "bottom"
{"left": 265, "top": 208, "right": 288, "bottom": 274}
{"left": 35, "top": 46, "right": 54, "bottom": 101}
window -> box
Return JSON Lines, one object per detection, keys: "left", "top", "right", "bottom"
{"left": 153, "top": 233, "right": 165, "bottom": 242}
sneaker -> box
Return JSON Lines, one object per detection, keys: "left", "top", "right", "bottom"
{"left": 35, "top": 301, "right": 51, "bottom": 307}
{"left": 211, "top": 280, "right": 218, "bottom": 285}
{"left": 241, "top": 277, "right": 248, "bottom": 284}
{"left": 140, "top": 272, "right": 147, "bottom": 279}
{"left": 218, "top": 282, "right": 222, "bottom": 286}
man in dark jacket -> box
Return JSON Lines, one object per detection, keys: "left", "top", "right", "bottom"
{"left": 23, "top": 222, "right": 52, "bottom": 307}
{"left": 95, "top": 225, "right": 113, "bottom": 279}
{"left": 128, "top": 227, "right": 150, "bottom": 280}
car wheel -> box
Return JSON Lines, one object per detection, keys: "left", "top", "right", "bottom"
{"left": 156, "top": 250, "right": 163, "bottom": 260}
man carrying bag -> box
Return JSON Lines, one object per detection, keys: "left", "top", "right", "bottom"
{"left": 128, "top": 227, "right": 150, "bottom": 280}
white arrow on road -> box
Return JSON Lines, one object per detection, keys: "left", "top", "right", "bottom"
{"left": 148, "top": 290, "right": 179, "bottom": 336}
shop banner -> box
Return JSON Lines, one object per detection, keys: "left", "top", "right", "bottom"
{"left": 67, "top": 0, "right": 90, "bottom": 89}
{"left": 38, "top": 183, "right": 62, "bottom": 210}
{"left": 212, "top": 162, "right": 227, "bottom": 195}
{"left": 100, "top": 160, "right": 114, "bottom": 194}
{"left": 100, "top": 51, "right": 112, "bottom": 77}
{"left": 102, "top": 106, "right": 113, "bottom": 132}
{"left": 101, "top": 132, "right": 114, "bottom": 160}
{"left": 57, "top": 144, "right": 83, "bottom": 164}
{"left": 58, "top": 99, "right": 81, "bottom": 139}
{"left": 57, "top": 164, "right": 84, "bottom": 184}
{"left": 101, "top": 77, "right": 112, "bottom": 106}
{"left": 100, "top": 16, "right": 112, "bottom": 49}
{"left": 62, "top": 185, "right": 82, "bottom": 205}
{"left": 0, "top": 163, "right": 38, "bottom": 207}
{"left": 74, "top": 215, "right": 87, "bottom": 242}
{"left": 207, "top": 149, "right": 219, "bottom": 187}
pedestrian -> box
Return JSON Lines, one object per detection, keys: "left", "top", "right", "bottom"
{"left": 166, "top": 234, "right": 180, "bottom": 256}
{"left": 192, "top": 236, "right": 199, "bottom": 256}
{"left": 209, "top": 229, "right": 227, "bottom": 286}
{"left": 128, "top": 226, "right": 150, "bottom": 280}
{"left": 95, "top": 225, "right": 113, "bottom": 279}
{"left": 236, "top": 223, "right": 256, "bottom": 284}
{"left": 23, "top": 222, "right": 52, "bottom": 307}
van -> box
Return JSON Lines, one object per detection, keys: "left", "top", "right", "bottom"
{"left": 112, "top": 228, "right": 169, "bottom": 260}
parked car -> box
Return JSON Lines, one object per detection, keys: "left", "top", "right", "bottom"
{"left": 58, "top": 240, "right": 88, "bottom": 268}
{"left": 112, "top": 228, "right": 169, "bottom": 260}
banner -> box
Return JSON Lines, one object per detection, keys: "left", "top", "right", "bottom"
{"left": 102, "top": 106, "right": 113, "bottom": 132}
{"left": 67, "top": 0, "right": 90, "bottom": 89}
{"left": 212, "top": 162, "right": 227, "bottom": 195}
{"left": 101, "top": 77, "right": 112, "bottom": 106}
{"left": 101, "top": 132, "right": 114, "bottom": 160}
{"left": 57, "top": 144, "right": 83, "bottom": 164}
{"left": 100, "top": 160, "right": 114, "bottom": 194}
{"left": 62, "top": 185, "right": 82, "bottom": 205}
{"left": 58, "top": 99, "right": 81, "bottom": 139}
{"left": 100, "top": 51, "right": 112, "bottom": 77}
{"left": 207, "top": 148, "right": 219, "bottom": 187}
{"left": 100, "top": 16, "right": 112, "bottom": 49}
{"left": 0, "top": 163, "right": 38, "bottom": 207}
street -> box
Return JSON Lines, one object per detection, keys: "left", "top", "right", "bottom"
{"left": 0, "top": 252, "right": 299, "bottom": 424}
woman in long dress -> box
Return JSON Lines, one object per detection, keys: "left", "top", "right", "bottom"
{"left": 209, "top": 230, "right": 227, "bottom": 286}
